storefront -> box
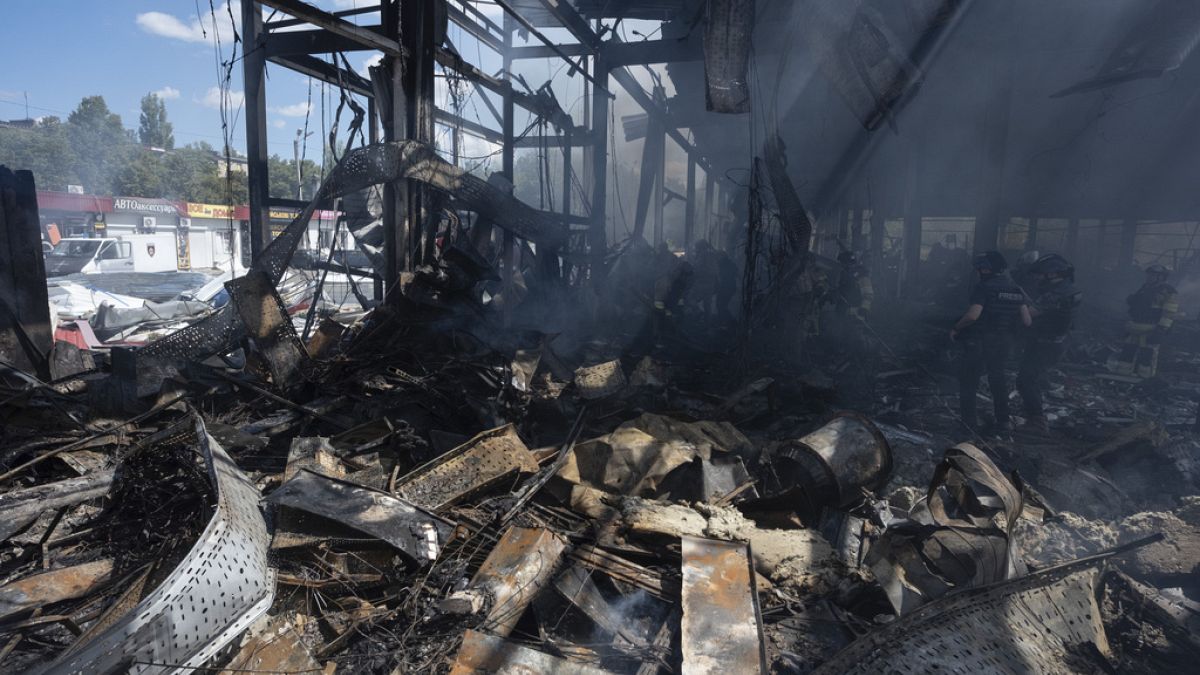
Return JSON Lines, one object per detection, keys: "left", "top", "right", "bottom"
{"left": 36, "top": 190, "right": 339, "bottom": 272}
{"left": 37, "top": 191, "right": 113, "bottom": 241}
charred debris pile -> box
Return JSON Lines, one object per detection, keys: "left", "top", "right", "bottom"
{"left": 2, "top": 152, "right": 1200, "bottom": 674}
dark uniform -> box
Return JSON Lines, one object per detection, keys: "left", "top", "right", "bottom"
{"left": 715, "top": 252, "right": 738, "bottom": 320}
{"left": 1016, "top": 259, "right": 1081, "bottom": 423}
{"left": 1106, "top": 265, "right": 1178, "bottom": 379}
{"left": 958, "top": 272, "right": 1026, "bottom": 429}
{"left": 832, "top": 252, "right": 875, "bottom": 354}
{"left": 835, "top": 253, "right": 874, "bottom": 319}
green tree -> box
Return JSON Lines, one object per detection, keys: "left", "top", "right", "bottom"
{"left": 114, "top": 148, "right": 166, "bottom": 197}
{"left": 268, "top": 154, "right": 320, "bottom": 199}
{"left": 137, "top": 93, "right": 174, "bottom": 150}
{"left": 66, "top": 95, "right": 131, "bottom": 194}
{"left": 0, "top": 116, "right": 79, "bottom": 190}
{"left": 158, "top": 142, "right": 247, "bottom": 204}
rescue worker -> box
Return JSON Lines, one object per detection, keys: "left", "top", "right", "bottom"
{"left": 714, "top": 249, "right": 738, "bottom": 321}
{"left": 1106, "top": 264, "right": 1179, "bottom": 379}
{"left": 642, "top": 242, "right": 694, "bottom": 351}
{"left": 800, "top": 256, "right": 830, "bottom": 343}
{"left": 832, "top": 250, "right": 874, "bottom": 353}
{"left": 687, "top": 239, "right": 736, "bottom": 320}
{"left": 950, "top": 251, "right": 1032, "bottom": 433}
{"left": 1014, "top": 250, "right": 1041, "bottom": 297}
{"left": 835, "top": 251, "right": 874, "bottom": 319}
{"left": 1016, "top": 254, "right": 1082, "bottom": 432}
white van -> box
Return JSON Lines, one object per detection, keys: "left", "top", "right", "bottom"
{"left": 44, "top": 235, "right": 179, "bottom": 276}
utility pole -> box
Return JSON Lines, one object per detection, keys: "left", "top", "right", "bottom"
{"left": 294, "top": 129, "right": 313, "bottom": 200}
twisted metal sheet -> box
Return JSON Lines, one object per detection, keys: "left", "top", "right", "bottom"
{"left": 44, "top": 418, "right": 274, "bottom": 674}
{"left": 139, "top": 141, "right": 563, "bottom": 362}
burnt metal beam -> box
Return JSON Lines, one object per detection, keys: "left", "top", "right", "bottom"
{"left": 453, "top": 0, "right": 503, "bottom": 34}
{"left": 509, "top": 43, "right": 591, "bottom": 60}
{"left": 257, "top": 0, "right": 404, "bottom": 57}
{"left": 434, "top": 49, "right": 554, "bottom": 120}
{"left": 265, "top": 3, "right": 379, "bottom": 29}
{"left": 610, "top": 67, "right": 710, "bottom": 172}
{"left": 704, "top": 169, "right": 715, "bottom": 239}
{"left": 536, "top": 0, "right": 602, "bottom": 49}
{"left": 633, "top": 102, "right": 665, "bottom": 241}
{"left": 510, "top": 38, "right": 701, "bottom": 66}
{"left": 514, "top": 132, "right": 593, "bottom": 148}
{"left": 685, "top": 154, "right": 696, "bottom": 248}
{"left": 447, "top": 3, "right": 504, "bottom": 53}
{"left": 266, "top": 53, "right": 373, "bottom": 97}
{"left": 491, "top": 0, "right": 612, "bottom": 95}
{"left": 263, "top": 25, "right": 384, "bottom": 56}
{"left": 606, "top": 37, "right": 701, "bottom": 66}
{"left": 435, "top": 109, "right": 503, "bottom": 144}
{"left": 590, "top": 53, "right": 610, "bottom": 255}
{"left": 244, "top": 1, "right": 272, "bottom": 261}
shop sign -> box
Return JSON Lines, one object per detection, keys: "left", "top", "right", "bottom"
{"left": 186, "top": 202, "right": 237, "bottom": 219}
{"left": 113, "top": 197, "right": 180, "bottom": 215}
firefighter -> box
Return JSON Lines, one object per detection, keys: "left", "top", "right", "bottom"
{"left": 687, "top": 239, "right": 737, "bottom": 320}
{"left": 1106, "top": 264, "right": 1179, "bottom": 379}
{"left": 950, "top": 251, "right": 1032, "bottom": 433}
{"left": 714, "top": 249, "right": 738, "bottom": 321}
{"left": 831, "top": 250, "right": 874, "bottom": 353}
{"left": 800, "top": 256, "right": 830, "bottom": 342}
{"left": 835, "top": 251, "right": 874, "bottom": 319}
{"left": 1016, "top": 254, "right": 1082, "bottom": 432}
{"left": 1014, "top": 249, "right": 1041, "bottom": 297}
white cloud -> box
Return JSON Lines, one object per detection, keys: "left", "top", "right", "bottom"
{"left": 136, "top": 2, "right": 240, "bottom": 45}
{"left": 273, "top": 120, "right": 287, "bottom": 129}
{"left": 272, "top": 102, "right": 313, "bottom": 117}
{"left": 360, "top": 53, "right": 383, "bottom": 77}
{"left": 197, "top": 86, "right": 245, "bottom": 110}
{"left": 153, "top": 86, "right": 181, "bottom": 100}
{"left": 136, "top": 12, "right": 204, "bottom": 42}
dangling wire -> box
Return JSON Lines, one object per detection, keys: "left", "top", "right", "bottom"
{"left": 300, "top": 76, "right": 313, "bottom": 194}
{"left": 205, "top": 0, "right": 245, "bottom": 276}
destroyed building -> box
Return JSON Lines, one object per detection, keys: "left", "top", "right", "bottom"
{"left": 3, "top": 1, "right": 1200, "bottom": 673}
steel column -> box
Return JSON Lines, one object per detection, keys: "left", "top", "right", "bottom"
{"left": 589, "top": 52, "right": 610, "bottom": 260}
{"left": 243, "top": 1, "right": 272, "bottom": 261}
{"left": 685, "top": 155, "right": 696, "bottom": 249}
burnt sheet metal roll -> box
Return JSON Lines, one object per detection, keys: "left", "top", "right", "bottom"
{"left": 772, "top": 412, "right": 892, "bottom": 514}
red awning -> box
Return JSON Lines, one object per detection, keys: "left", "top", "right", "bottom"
{"left": 37, "top": 191, "right": 113, "bottom": 214}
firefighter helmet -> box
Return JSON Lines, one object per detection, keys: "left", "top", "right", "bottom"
{"left": 1030, "top": 253, "right": 1074, "bottom": 278}
{"left": 972, "top": 250, "right": 1008, "bottom": 273}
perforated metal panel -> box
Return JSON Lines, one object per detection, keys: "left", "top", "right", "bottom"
{"left": 394, "top": 424, "right": 538, "bottom": 511}
{"left": 574, "top": 361, "right": 626, "bottom": 399}
{"left": 44, "top": 418, "right": 274, "bottom": 675}
{"left": 813, "top": 565, "right": 1110, "bottom": 674}
{"left": 226, "top": 270, "right": 309, "bottom": 387}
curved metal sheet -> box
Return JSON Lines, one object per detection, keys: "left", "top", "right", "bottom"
{"left": 44, "top": 418, "right": 274, "bottom": 675}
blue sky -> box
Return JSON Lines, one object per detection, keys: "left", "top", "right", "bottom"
{"left": 0, "top": 2, "right": 319, "bottom": 156}
{"left": 0, "top": 1, "right": 667, "bottom": 176}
